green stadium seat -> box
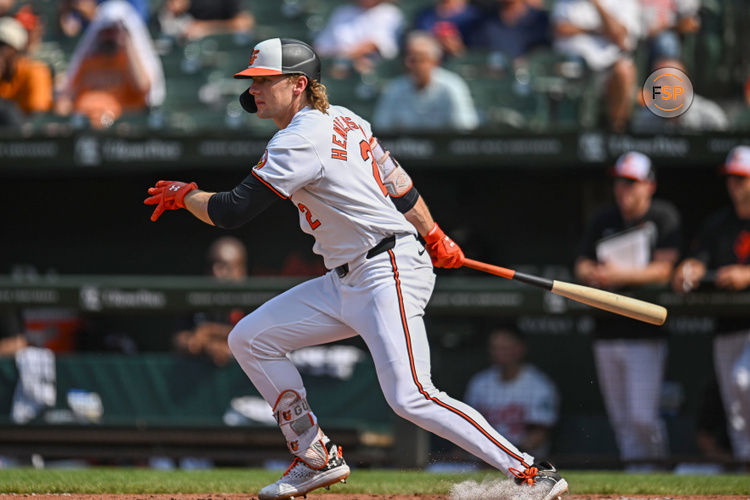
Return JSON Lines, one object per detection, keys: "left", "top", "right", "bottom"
{"left": 467, "top": 76, "right": 541, "bottom": 130}
{"left": 525, "top": 50, "right": 598, "bottom": 130}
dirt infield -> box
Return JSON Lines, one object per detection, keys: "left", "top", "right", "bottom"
{"left": 0, "top": 495, "right": 747, "bottom": 499}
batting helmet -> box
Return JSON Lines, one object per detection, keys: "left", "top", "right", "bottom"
{"left": 234, "top": 38, "right": 321, "bottom": 113}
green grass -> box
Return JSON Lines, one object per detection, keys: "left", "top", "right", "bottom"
{"left": 0, "top": 468, "right": 748, "bottom": 495}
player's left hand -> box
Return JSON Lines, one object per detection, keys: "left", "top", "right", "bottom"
{"left": 144, "top": 180, "right": 198, "bottom": 221}
{"left": 424, "top": 223, "right": 465, "bottom": 268}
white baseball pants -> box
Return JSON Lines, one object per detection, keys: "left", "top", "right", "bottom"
{"left": 228, "top": 234, "right": 534, "bottom": 474}
{"left": 594, "top": 339, "right": 668, "bottom": 462}
{"left": 714, "top": 330, "right": 750, "bottom": 460}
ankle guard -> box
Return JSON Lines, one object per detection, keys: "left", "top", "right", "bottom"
{"left": 273, "top": 390, "right": 328, "bottom": 467}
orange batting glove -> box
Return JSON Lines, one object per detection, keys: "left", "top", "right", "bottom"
{"left": 423, "top": 222, "right": 465, "bottom": 268}
{"left": 143, "top": 180, "right": 198, "bottom": 221}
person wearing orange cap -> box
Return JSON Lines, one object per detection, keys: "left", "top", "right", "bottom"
{"left": 575, "top": 151, "right": 682, "bottom": 470}
{"left": 673, "top": 145, "right": 750, "bottom": 462}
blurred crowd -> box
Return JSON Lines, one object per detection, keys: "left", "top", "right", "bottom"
{"left": 0, "top": 0, "right": 748, "bottom": 133}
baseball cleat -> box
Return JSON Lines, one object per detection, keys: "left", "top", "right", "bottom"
{"left": 510, "top": 461, "right": 568, "bottom": 500}
{"left": 257, "top": 441, "right": 350, "bottom": 500}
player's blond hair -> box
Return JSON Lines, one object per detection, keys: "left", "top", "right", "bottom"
{"left": 308, "top": 80, "right": 330, "bottom": 114}
{"left": 290, "top": 75, "right": 329, "bottom": 114}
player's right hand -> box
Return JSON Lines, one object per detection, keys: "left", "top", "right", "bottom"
{"left": 424, "top": 222, "right": 465, "bottom": 268}
{"left": 144, "top": 180, "right": 198, "bottom": 221}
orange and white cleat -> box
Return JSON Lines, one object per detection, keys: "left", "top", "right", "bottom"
{"left": 257, "top": 442, "right": 350, "bottom": 500}
{"left": 510, "top": 461, "right": 568, "bottom": 500}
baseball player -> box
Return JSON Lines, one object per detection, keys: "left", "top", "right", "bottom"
{"left": 575, "top": 152, "right": 681, "bottom": 468}
{"left": 465, "top": 328, "right": 559, "bottom": 458}
{"left": 143, "top": 38, "right": 567, "bottom": 500}
{"left": 673, "top": 145, "right": 750, "bottom": 462}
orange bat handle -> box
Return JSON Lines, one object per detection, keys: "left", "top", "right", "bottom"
{"left": 462, "top": 258, "right": 515, "bottom": 280}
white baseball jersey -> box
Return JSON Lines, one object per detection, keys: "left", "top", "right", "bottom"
{"left": 228, "top": 103, "right": 538, "bottom": 480}
{"left": 251, "top": 105, "right": 415, "bottom": 269}
{"left": 465, "top": 365, "right": 559, "bottom": 446}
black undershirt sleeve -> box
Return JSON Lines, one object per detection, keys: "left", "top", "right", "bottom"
{"left": 391, "top": 185, "right": 420, "bottom": 213}
{"left": 207, "top": 172, "right": 281, "bottom": 229}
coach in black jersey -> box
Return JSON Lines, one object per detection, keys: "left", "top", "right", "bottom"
{"left": 575, "top": 151, "right": 682, "bottom": 469}
{"left": 673, "top": 145, "right": 750, "bottom": 462}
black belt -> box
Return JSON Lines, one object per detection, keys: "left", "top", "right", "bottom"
{"left": 335, "top": 235, "right": 396, "bottom": 278}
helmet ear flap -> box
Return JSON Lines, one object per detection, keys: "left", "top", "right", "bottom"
{"left": 239, "top": 87, "right": 257, "bottom": 113}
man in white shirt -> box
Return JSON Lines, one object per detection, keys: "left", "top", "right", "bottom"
{"left": 314, "top": 0, "right": 404, "bottom": 74}
{"left": 552, "top": 0, "right": 640, "bottom": 132}
{"left": 373, "top": 30, "right": 479, "bottom": 131}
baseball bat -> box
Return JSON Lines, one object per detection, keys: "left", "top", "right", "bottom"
{"left": 462, "top": 258, "right": 667, "bottom": 326}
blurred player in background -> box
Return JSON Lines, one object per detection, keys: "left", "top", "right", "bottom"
{"left": 144, "top": 37, "right": 568, "bottom": 500}
{"left": 465, "top": 328, "right": 559, "bottom": 458}
{"left": 576, "top": 152, "right": 681, "bottom": 469}
{"left": 173, "top": 236, "right": 247, "bottom": 366}
{"left": 673, "top": 145, "right": 750, "bottom": 463}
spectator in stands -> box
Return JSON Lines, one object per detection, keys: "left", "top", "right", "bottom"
{"left": 631, "top": 57, "right": 729, "bottom": 133}
{"left": 735, "top": 74, "right": 750, "bottom": 131}
{"left": 59, "top": 0, "right": 149, "bottom": 37}
{"left": 156, "top": 0, "right": 254, "bottom": 42}
{"left": 638, "top": 0, "right": 699, "bottom": 68}
{"left": 372, "top": 31, "right": 478, "bottom": 131}
{"left": 469, "top": 0, "right": 551, "bottom": 63}
{"left": 314, "top": 0, "right": 404, "bottom": 75}
{"left": 55, "top": 0, "right": 165, "bottom": 129}
{"left": 576, "top": 152, "right": 681, "bottom": 470}
{"left": 464, "top": 328, "right": 559, "bottom": 458}
{"left": 0, "top": 0, "right": 13, "bottom": 18}
{"left": 59, "top": 0, "right": 97, "bottom": 38}
{"left": 413, "top": 0, "right": 482, "bottom": 57}
{"left": 0, "top": 16, "right": 53, "bottom": 126}
{"left": 14, "top": 5, "right": 44, "bottom": 55}
{"left": 551, "top": 0, "right": 640, "bottom": 132}
{"left": 672, "top": 145, "right": 750, "bottom": 464}
{"left": 173, "top": 236, "right": 248, "bottom": 366}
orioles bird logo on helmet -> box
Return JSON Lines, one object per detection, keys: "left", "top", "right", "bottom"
{"left": 248, "top": 49, "right": 260, "bottom": 66}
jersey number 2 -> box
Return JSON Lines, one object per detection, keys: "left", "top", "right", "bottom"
{"left": 298, "top": 203, "right": 321, "bottom": 230}
{"left": 359, "top": 140, "right": 388, "bottom": 197}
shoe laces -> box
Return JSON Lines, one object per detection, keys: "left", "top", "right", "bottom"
{"left": 282, "top": 457, "right": 305, "bottom": 477}
{"left": 509, "top": 465, "right": 538, "bottom": 485}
